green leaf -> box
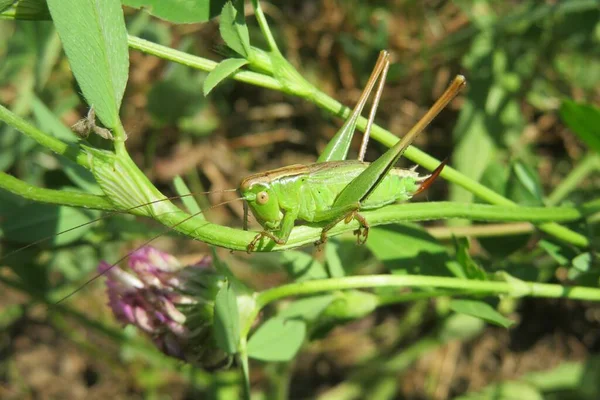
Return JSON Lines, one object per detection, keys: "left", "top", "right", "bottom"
{"left": 325, "top": 238, "right": 345, "bottom": 278}
{"left": 0, "top": 0, "right": 51, "bottom": 20}
{"left": 47, "top": 0, "right": 129, "bottom": 129}
{"left": 279, "top": 295, "right": 335, "bottom": 321}
{"left": 477, "top": 160, "right": 532, "bottom": 257}
{"left": 203, "top": 58, "right": 248, "bottom": 96}
{"left": 31, "top": 96, "right": 75, "bottom": 143}
{"left": 280, "top": 250, "right": 328, "bottom": 282}
{"left": 214, "top": 282, "right": 240, "bottom": 354}
{"left": 0, "top": 0, "right": 14, "bottom": 12}
{"left": 456, "top": 381, "right": 543, "bottom": 400}
{"left": 172, "top": 176, "right": 202, "bottom": 216}
{"left": 146, "top": 62, "right": 206, "bottom": 126}
{"left": 453, "top": 237, "right": 488, "bottom": 280}
{"left": 572, "top": 252, "right": 592, "bottom": 272}
{"left": 568, "top": 252, "right": 593, "bottom": 280}
{"left": 368, "top": 224, "right": 464, "bottom": 278}
{"left": 449, "top": 299, "right": 515, "bottom": 328}
{"left": 219, "top": 1, "right": 251, "bottom": 58}
{"left": 0, "top": 202, "right": 95, "bottom": 246}
{"left": 321, "top": 291, "right": 379, "bottom": 321}
{"left": 122, "top": 0, "right": 226, "bottom": 23}
{"left": 560, "top": 99, "right": 600, "bottom": 153}
{"left": 30, "top": 97, "right": 101, "bottom": 194}
{"left": 451, "top": 40, "right": 524, "bottom": 204}
{"left": 506, "top": 160, "right": 544, "bottom": 206}
{"left": 538, "top": 239, "right": 572, "bottom": 266}
{"left": 438, "top": 313, "right": 485, "bottom": 342}
{"left": 247, "top": 317, "right": 306, "bottom": 362}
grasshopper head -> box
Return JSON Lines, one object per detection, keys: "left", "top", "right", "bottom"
{"left": 241, "top": 183, "right": 283, "bottom": 229}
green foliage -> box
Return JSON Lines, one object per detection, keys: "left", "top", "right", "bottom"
{"left": 0, "top": 0, "right": 50, "bottom": 20}
{"left": 47, "top": 0, "right": 128, "bottom": 131}
{"left": 560, "top": 100, "right": 600, "bottom": 154}
{"left": 204, "top": 58, "right": 248, "bottom": 96}
{"left": 247, "top": 317, "right": 306, "bottom": 361}
{"left": 0, "top": 201, "right": 95, "bottom": 245}
{"left": 449, "top": 299, "right": 515, "bottom": 328}
{"left": 368, "top": 224, "right": 463, "bottom": 277}
{"left": 278, "top": 295, "right": 335, "bottom": 321}
{"left": 219, "top": 1, "right": 251, "bottom": 58}
{"left": 123, "top": 0, "right": 226, "bottom": 23}
{"left": 214, "top": 282, "right": 241, "bottom": 354}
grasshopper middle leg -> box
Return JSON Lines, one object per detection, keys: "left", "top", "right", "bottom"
{"left": 313, "top": 202, "right": 369, "bottom": 247}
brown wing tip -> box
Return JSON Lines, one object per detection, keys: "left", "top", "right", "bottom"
{"left": 414, "top": 158, "right": 447, "bottom": 196}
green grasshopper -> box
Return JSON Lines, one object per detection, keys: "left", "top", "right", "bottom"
{"left": 241, "top": 51, "right": 466, "bottom": 252}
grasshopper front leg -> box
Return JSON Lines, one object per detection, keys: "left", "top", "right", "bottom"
{"left": 247, "top": 206, "right": 299, "bottom": 253}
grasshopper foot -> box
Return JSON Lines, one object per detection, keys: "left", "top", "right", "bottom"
{"left": 314, "top": 232, "right": 329, "bottom": 251}
{"left": 247, "top": 231, "right": 285, "bottom": 253}
{"left": 351, "top": 212, "right": 370, "bottom": 245}
{"left": 247, "top": 233, "right": 262, "bottom": 253}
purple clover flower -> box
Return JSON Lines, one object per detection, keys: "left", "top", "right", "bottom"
{"left": 99, "top": 246, "right": 230, "bottom": 368}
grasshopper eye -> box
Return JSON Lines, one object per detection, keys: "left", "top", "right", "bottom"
{"left": 257, "top": 191, "right": 269, "bottom": 205}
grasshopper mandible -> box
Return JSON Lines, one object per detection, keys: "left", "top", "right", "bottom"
{"left": 241, "top": 51, "right": 466, "bottom": 252}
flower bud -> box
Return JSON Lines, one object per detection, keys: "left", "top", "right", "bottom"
{"left": 99, "top": 246, "right": 233, "bottom": 368}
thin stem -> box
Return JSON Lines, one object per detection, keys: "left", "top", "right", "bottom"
{"left": 238, "top": 338, "right": 252, "bottom": 400}
{"left": 256, "top": 275, "right": 600, "bottom": 309}
{"left": 547, "top": 153, "right": 600, "bottom": 206}
{"left": 0, "top": 171, "right": 115, "bottom": 210}
{"left": 251, "top": 0, "right": 281, "bottom": 55}
{"left": 112, "top": 121, "right": 128, "bottom": 153}
{"left": 152, "top": 199, "right": 597, "bottom": 252}
{"left": 127, "top": 35, "right": 282, "bottom": 91}
{"left": 427, "top": 222, "right": 533, "bottom": 239}
{"left": 376, "top": 289, "right": 473, "bottom": 306}
{"left": 0, "top": 104, "right": 90, "bottom": 169}
{"left": 125, "top": 36, "right": 587, "bottom": 248}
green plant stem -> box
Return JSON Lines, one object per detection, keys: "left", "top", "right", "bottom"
{"left": 0, "top": 171, "right": 115, "bottom": 210}
{"left": 152, "top": 198, "right": 597, "bottom": 252}
{"left": 112, "top": 121, "right": 128, "bottom": 153}
{"left": 255, "top": 275, "right": 600, "bottom": 311}
{"left": 376, "top": 289, "right": 478, "bottom": 306}
{"left": 127, "top": 35, "right": 282, "bottom": 91}
{"left": 0, "top": 103, "right": 90, "bottom": 169}
{"left": 547, "top": 153, "right": 600, "bottom": 206}
{"left": 427, "top": 222, "right": 533, "bottom": 239}
{"left": 251, "top": 0, "right": 281, "bottom": 55}
{"left": 126, "top": 35, "right": 587, "bottom": 248}
{"left": 238, "top": 339, "right": 252, "bottom": 400}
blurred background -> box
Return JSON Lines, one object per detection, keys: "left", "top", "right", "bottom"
{"left": 1, "top": 1, "right": 600, "bottom": 399}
